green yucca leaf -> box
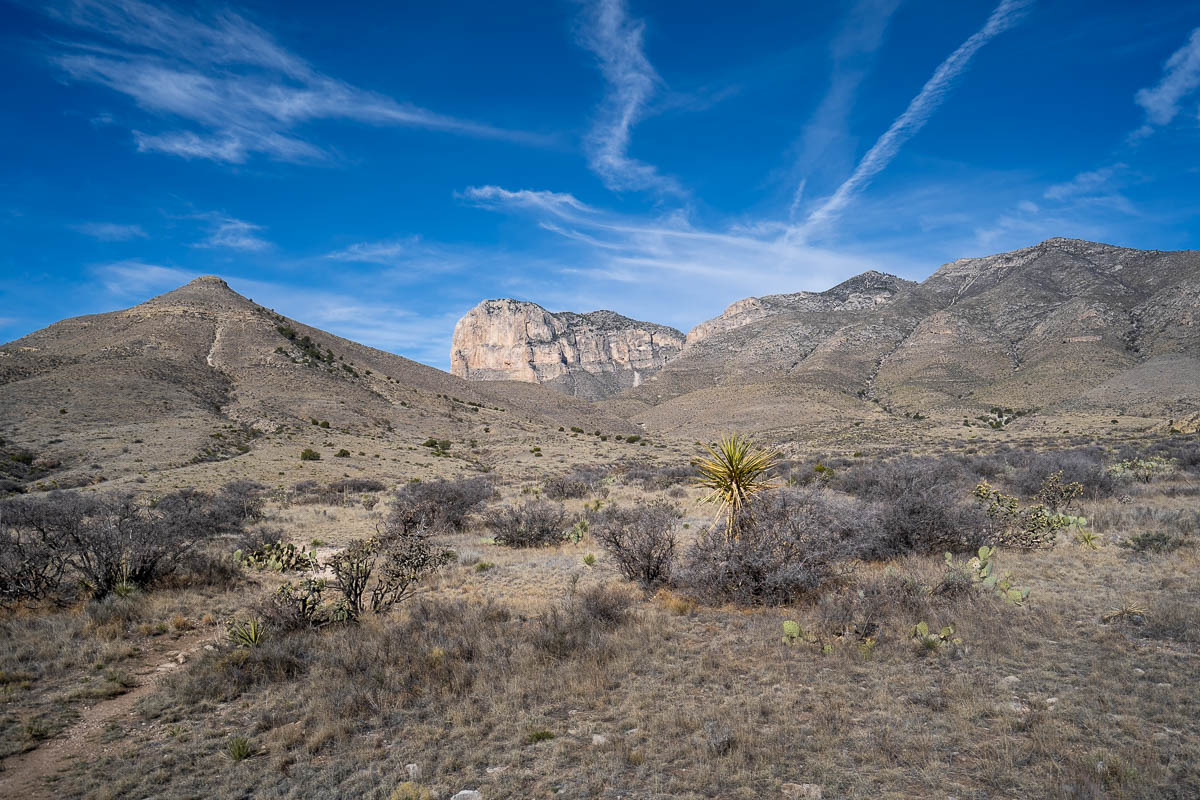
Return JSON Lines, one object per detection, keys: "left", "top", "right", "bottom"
{"left": 693, "top": 433, "right": 779, "bottom": 540}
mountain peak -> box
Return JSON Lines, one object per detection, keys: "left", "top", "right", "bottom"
{"left": 142, "top": 274, "right": 255, "bottom": 311}
{"left": 189, "top": 275, "right": 232, "bottom": 288}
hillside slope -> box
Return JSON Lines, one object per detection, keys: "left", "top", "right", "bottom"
{"left": 610, "top": 238, "right": 1200, "bottom": 436}
{"left": 0, "top": 277, "right": 635, "bottom": 488}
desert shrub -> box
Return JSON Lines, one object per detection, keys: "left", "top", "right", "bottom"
{"left": 328, "top": 478, "right": 386, "bottom": 494}
{"left": 165, "top": 629, "right": 316, "bottom": 704}
{"left": 260, "top": 578, "right": 331, "bottom": 631}
{"left": 0, "top": 486, "right": 253, "bottom": 603}
{"left": 388, "top": 477, "right": 493, "bottom": 534}
{"left": 326, "top": 532, "right": 453, "bottom": 621}
{"left": 815, "top": 571, "right": 931, "bottom": 642}
{"left": 677, "top": 488, "right": 861, "bottom": 605}
{"left": 1119, "top": 530, "right": 1190, "bottom": 554}
{"left": 837, "top": 455, "right": 975, "bottom": 501}
{"left": 544, "top": 467, "right": 608, "bottom": 500}
{"left": 622, "top": 463, "right": 692, "bottom": 490}
{"left": 1142, "top": 596, "right": 1200, "bottom": 643}
{"left": 487, "top": 500, "right": 570, "bottom": 547}
{"left": 0, "top": 495, "right": 74, "bottom": 606}
{"left": 590, "top": 501, "right": 680, "bottom": 588}
{"left": 1091, "top": 505, "right": 1199, "bottom": 538}
{"left": 836, "top": 459, "right": 993, "bottom": 557}
{"left": 1154, "top": 437, "right": 1200, "bottom": 473}
{"left": 300, "top": 448, "right": 321, "bottom": 461}
{"left": 180, "top": 479, "right": 266, "bottom": 528}
{"left": 530, "top": 584, "right": 634, "bottom": 659}
{"left": 1008, "top": 450, "right": 1115, "bottom": 499}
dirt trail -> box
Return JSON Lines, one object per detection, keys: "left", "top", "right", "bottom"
{"left": 0, "top": 632, "right": 214, "bottom": 799}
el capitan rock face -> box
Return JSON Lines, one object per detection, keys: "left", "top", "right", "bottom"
{"left": 450, "top": 299, "right": 685, "bottom": 400}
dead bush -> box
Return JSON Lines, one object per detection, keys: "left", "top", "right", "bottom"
{"left": 590, "top": 500, "right": 680, "bottom": 588}
{"left": 389, "top": 477, "right": 493, "bottom": 534}
{"left": 676, "top": 488, "right": 862, "bottom": 605}
{"left": 486, "top": 500, "right": 570, "bottom": 548}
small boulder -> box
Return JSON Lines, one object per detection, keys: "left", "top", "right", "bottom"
{"left": 452, "top": 792, "right": 482, "bottom": 800}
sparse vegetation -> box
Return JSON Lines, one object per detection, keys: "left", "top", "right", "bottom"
{"left": 591, "top": 500, "right": 680, "bottom": 589}
{"left": 486, "top": 499, "right": 570, "bottom": 547}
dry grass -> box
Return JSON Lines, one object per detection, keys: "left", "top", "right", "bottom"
{"left": 2, "top": 443, "right": 1198, "bottom": 798}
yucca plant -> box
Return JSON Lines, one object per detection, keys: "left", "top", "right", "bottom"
{"left": 227, "top": 618, "right": 266, "bottom": 648}
{"left": 694, "top": 433, "right": 779, "bottom": 541}
{"left": 225, "top": 735, "right": 255, "bottom": 762}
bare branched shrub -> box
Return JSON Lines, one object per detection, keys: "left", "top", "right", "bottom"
{"left": 622, "top": 464, "right": 692, "bottom": 490}
{"left": 837, "top": 458, "right": 993, "bottom": 557}
{"left": 486, "top": 500, "right": 570, "bottom": 547}
{"left": 1, "top": 484, "right": 258, "bottom": 604}
{"left": 1008, "top": 450, "right": 1115, "bottom": 499}
{"left": 677, "top": 488, "right": 863, "bottom": 604}
{"left": 544, "top": 467, "right": 608, "bottom": 500}
{"left": 389, "top": 477, "right": 493, "bottom": 534}
{"left": 286, "top": 478, "right": 385, "bottom": 507}
{"left": 590, "top": 501, "right": 679, "bottom": 588}
{"left": 0, "top": 495, "right": 73, "bottom": 606}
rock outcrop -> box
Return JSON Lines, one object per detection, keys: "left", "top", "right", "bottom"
{"left": 450, "top": 299, "right": 685, "bottom": 399}
{"left": 685, "top": 270, "right": 914, "bottom": 346}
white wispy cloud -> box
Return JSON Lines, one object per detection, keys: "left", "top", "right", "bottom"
{"left": 796, "top": 0, "right": 1033, "bottom": 238}
{"left": 323, "top": 235, "right": 476, "bottom": 277}
{"left": 192, "top": 215, "right": 271, "bottom": 251}
{"left": 325, "top": 237, "right": 423, "bottom": 265}
{"left": 71, "top": 221, "right": 147, "bottom": 240}
{"left": 1043, "top": 164, "right": 1127, "bottom": 202}
{"left": 97, "top": 260, "right": 196, "bottom": 296}
{"left": 789, "top": 0, "right": 903, "bottom": 216}
{"left": 44, "top": 0, "right": 542, "bottom": 163}
{"left": 577, "top": 0, "right": 683, "bottom": 195}
{"left": 1132, "top": 26, "right": 1200, "bottom": 137}
{"left": 463, "top": 183, "right": 888, "bottom": 329}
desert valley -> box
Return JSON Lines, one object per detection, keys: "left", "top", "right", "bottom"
{"left": 4, "top": 0, "right": 1200, "bottom": 797}
{"left": 0, "top": 237, "right": 1198, "bottom": 798}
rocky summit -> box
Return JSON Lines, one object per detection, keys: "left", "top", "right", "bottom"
{"left": 450, "top": 298, "right": 685, "bottom": 400}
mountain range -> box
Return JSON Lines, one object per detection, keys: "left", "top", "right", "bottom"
{"left": 2, "top": 237, "right": 1197, "bottom": 492}
{"left": 453, "top": 238, "right": 1200, "bottom": 436}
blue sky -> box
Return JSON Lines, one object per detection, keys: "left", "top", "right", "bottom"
{"left": 1, "top": 0, "right": 1198, "bottom": 368}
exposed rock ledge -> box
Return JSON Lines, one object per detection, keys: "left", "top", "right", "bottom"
{"left": 685, "top": 270, "right": 914, "bottom": 346}
{"left": 451, "top": 299, "right": 684, "bottom": 400}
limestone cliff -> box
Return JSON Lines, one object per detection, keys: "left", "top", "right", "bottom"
{"left": 450, "top": 299, "right": 685, "bottom": 399}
